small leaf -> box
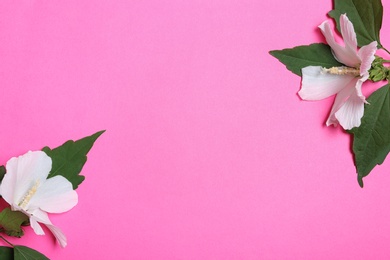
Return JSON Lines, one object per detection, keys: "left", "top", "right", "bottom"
{"left": 0, "top": 166, "right": 5, "bottom": 184}
{"left": 0, "top": 208, "right": 29, "bottom": 237}
{"left": 270, "top": 43, "right": 342, "bottom": 76}
{"left": 42, "top": 130, "right": 105, "bottom": 189}
{"left": 350, "top": 84, "right": 390, "bottom": 186}
{"left": 0, "top": 246, "right": 13, "bottom": 260}
{"left": 329, "top": 0, "right": 383, "bottom": 48}
{"left": 14, "top": 246, "right": 49, "bottom": 260}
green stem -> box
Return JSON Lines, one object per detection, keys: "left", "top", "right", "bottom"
{"left": 0, "top": 235, "right": 13, "bottom": 247}
{"left": 383, "top": 47, "right": 390, "bottom": 55}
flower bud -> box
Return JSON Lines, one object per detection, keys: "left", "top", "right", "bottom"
{"left": 368, "top": 56, "right": 389, "bottom": 82}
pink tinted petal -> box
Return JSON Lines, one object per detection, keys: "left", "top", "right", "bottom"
{"left": 335, "top": 90, "right": 365, "bottom": 129}
{"left": 299, "top": 66, "right": 356, "bottom": 100}
{"left": 319, "top": 20, "right": 360, "bottom": 67}
{"left": 47, "top": 225, "right": 67, "bottom": 248}
{"left": 340, "top": 14, "right": 358, "bottom": 57}
{"left": 30, "top": 216, "right": 45, "bottom": 235}
{"left": 30, "top": 209, "right": 68, "bottom": 247}
{"left": 358, "top": 41, "right": 377, "bottom": 75}
{"left": 326, "top": 78, "right": 358, "bottom": 126}
{"left": 354, "top": 77, "right": 368, "bottom": 102}
{"left": 29, "top": 176, "right": 78, "bottom": 213}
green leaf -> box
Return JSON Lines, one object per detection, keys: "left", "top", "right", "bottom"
{"left": 0, "top": 166, "right": 6, "bottom": 184}
{"left": 14, "top": 246, "right": 49, "bottom": 260}
{"left": 0, "top": 246, "right": 13, "bottom": 260}
{"left": 270, "top": 43, "right": 342, "bottom": 76}
{"left": 350, "top": 84, "right": 390, "bottom": 187}
{"left": 42, "top": 130, "right": 105, "bottom": 189}
{"left": 0, "top": 208, "right": 29, "bottom": 237}
{"left": 329, "top": 0, "right": 383, "bottom": 48}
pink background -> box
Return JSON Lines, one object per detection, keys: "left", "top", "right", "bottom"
{"left": 0, "top": 0, "right": 390, "bottom": 259}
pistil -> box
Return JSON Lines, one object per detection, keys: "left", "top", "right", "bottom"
{"left": 323, "top": 66, "right": 360, "bottom": 76}
{"left": 18, "top": 180, "right": 40, "bottom": 209}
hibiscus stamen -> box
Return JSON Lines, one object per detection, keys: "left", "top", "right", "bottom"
{"left": 322, "top": 66, "right": 360, "bottom": 76}
{"left": 18, "top": 180, "right": 40, "bottom": 209}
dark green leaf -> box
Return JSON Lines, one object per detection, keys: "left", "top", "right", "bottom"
{"left": 350, "top": 84, "right": 390, "bottom": 187}
{"left": 0, "top": 208, "right": 29, "bottom": 237}
{"left": 42, "top": 130, "right": 105, "bottom": 189}
{"left": 0, "top": 246, "right": 13, "bottom": 260}
{"left": 329, "top": 0, "right": 383, "bottom": 48}
{"left": 14, "top": 246, "right": 49, "bottom": 260}
{"left": 270, "top": 43, "right": 342, "bottom": 76}
{"left": 0, "top": 166, "right": 5, "bottom": 184}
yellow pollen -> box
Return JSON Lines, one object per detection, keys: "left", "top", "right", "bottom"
{"left": 323, "top": 66, "right": 360, "bottom": 76}
{"left": 18, "top": 180, "right": 40, "bottom": 209}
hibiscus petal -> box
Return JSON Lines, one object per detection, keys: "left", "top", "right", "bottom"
{"left": 46, "top": 225, "right": 68, "bottom": 248}
{"left": 28, "top": 176, "right": 78, "bottom": 213}
{"left": 326, "top": 78, "right": 358, "bottom": 127}
{"left": 4, "top": 151, "right": 52, "bottom": 206}
{"left": 340, "top": 14, "right": 359, "bottom": 62}
{"left": 299, "top": 66, "right": 356, "bottom": 100}
{"left": 319, "top": 20, "right": 360, "bottom": 67}
{"left": 335, "top": 89, "right": 365, "bottom": 130}
{"left": 354, "top": 77, "right": 367, "bottom": 102}
{"left": 358, "top": 41, "right": 377, "bottom": 75}
{"left": 30, "top": 215, "right": 45, "bottom": 235}
{"left": 0, "top": 157, "right": 18, "bottom": 206}
{"left": 30, "top": 209, "right": 68, "bottom": 247}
